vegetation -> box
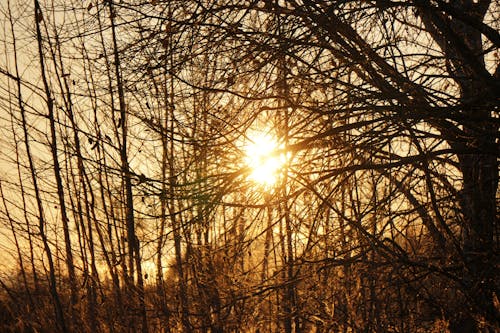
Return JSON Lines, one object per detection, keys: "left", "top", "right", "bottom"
{"left": 0, "top": 0, "right": 498, "bottom": 332}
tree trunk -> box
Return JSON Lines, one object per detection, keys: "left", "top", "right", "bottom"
{"left": 108, "top": 1, "right": 148, "bottom": 331}
{"left": 419, "top": 1, "right": 499, "bottom": 330}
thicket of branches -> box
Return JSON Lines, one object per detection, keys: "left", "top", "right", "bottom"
{"left": 0, "top": 0, "right": 498, "bottom": 332}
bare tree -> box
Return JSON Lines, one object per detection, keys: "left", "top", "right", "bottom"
{"left": 0, "top": 0, "right": 497, "bottom": 332}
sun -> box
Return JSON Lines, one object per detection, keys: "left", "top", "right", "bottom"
{"left": 244, "top": 133, "right": 287, "bottom": 187}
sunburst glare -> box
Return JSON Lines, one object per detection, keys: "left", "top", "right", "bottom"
{"left": 244, "top": 133, "right": 287, "bottom": 187}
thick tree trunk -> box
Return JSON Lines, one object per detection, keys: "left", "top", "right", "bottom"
{"left": 457, "top": 147, "right": 498, "bottom": 331}
{"left": 418, "top": 1, "right": 499, "bottom": 330}
{"left": 455, "top": 93, "right": 498, "bottom": 331}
